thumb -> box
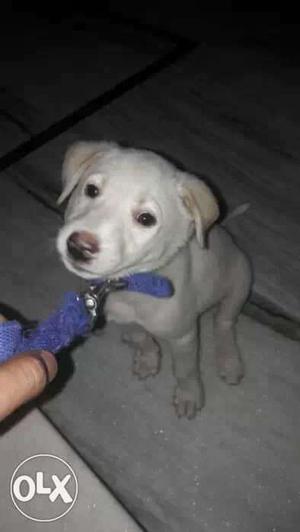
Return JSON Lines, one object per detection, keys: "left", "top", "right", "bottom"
{"left": 0, "top": 351, "right": 57, "bottom": 421}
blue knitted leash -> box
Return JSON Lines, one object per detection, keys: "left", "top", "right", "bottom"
{"left": 0, "top": 273, "right": 173, "bottom": 363}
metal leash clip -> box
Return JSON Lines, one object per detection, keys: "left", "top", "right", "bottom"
{"left": 83, "top": 278, "right": 128, "bottom": 329}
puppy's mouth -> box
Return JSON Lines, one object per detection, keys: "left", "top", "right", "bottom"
{"left": 61, "top": 238, "right": 149, "bottom": 280}
{"left": 61, "top": 252, "right": 99, "bottom": 278}
{"left": 62, "top": 251, "right": 141, "bottom": 281}
{"left": 63, "top": 251, "right": 122, "bottom": 280}
{"left": 70, "top": 262, "right": 93, "bottom": 273}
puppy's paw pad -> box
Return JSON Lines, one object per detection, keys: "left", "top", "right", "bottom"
{"left": 132, "top": 349, "right": 161, "bottom": 379}
{"left": 122, "top": 332, "right": 142, "bottom": 348}
{"left": 173, "top": 381, "right": 204, "bottom": 419}
{"left": 217, "top": 357, "right": 244, "bottom": 385}
{"left": 122, "top": 332, "right": 132, "bottom": 344}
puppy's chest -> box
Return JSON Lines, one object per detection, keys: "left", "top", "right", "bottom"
{"left": 104, "top": 286, "right": 196, "bottom": 338}
{"left": 104, "top": 290, "right": 180, "bottom": 332}
{"left": 105, "top": 292, "right": 139, "bottom": 324}
{"left": 105, "top": 288, "right": 166, "bottom": 324}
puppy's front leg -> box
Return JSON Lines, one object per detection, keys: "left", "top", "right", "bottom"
{"left": 167, "top": 326, "right": 204, "bottom": 419}
{"left": 122, "top": 326, "right": 161, "bottom": 379}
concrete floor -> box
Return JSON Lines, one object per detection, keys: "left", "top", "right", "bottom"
{"left": 0, "top": 8, "right": 299, "bottom": 532}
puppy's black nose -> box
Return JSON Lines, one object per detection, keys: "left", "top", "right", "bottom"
{"left": 67, "top": 231, "right": 99, "bottom": 262}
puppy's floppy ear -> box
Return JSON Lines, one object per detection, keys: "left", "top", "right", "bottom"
{"left": 57, "top": 141, "right": 115, "bottom": 205}
{"left": 177, "top": 173, "right": 219, "bottom": 247}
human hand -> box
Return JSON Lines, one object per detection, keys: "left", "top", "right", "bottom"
{"left": 0, "top": 315, "right": 57, "bottom": 421}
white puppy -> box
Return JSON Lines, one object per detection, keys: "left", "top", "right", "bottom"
{"left": 57, "top": 141, "right": 251, "bottom": 418}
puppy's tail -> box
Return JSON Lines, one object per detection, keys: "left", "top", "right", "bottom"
{"left": 221, "top": 202, "right": 250, "bottom": 226}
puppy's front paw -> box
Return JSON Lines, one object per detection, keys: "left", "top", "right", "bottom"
{"left": 122, "top": 329, "right": 161, "bottom": 379}
{"left": 216, "top": 350, "right": 244, "bottom": 385}
{"left": 132, "top": 348, "right": 161, "bottom": 379}
{"left": 173, "top": 379, "right": 204, "bottom": 419}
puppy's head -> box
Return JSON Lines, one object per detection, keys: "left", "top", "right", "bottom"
{"left": 56, "top": 142, "right": 219, "bottom": 279}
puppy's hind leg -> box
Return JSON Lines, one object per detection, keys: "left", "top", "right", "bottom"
{"left": 214, "top": 255, "right": 251, "bottom": 384}
{"left": 122, "top": 326, "right": 161, "bottom": 379}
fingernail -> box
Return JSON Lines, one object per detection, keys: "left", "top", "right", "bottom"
{"left": 31, "top": 351, "right": 58, "bottom": 384}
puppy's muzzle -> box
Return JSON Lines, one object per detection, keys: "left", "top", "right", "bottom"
{"left": 67, "top": 231, "right": 99, "bottom": 262}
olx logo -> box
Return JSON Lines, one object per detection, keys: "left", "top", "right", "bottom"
{"left": 10, "top": 454, "right": 78, "bottom": 522}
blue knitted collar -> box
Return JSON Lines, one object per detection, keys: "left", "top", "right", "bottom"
{"left": 84, "top": 272, "right": 174, "bottom": 328}
{"left": 92, "top": 272, "right": 174, "bottom": 298}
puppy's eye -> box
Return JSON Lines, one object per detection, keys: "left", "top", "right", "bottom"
{"left": 136, "top": 212, "right": 157, "bottom": 227}
{"left": 85, "top": 184, "right": 100, "bottom": 198}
